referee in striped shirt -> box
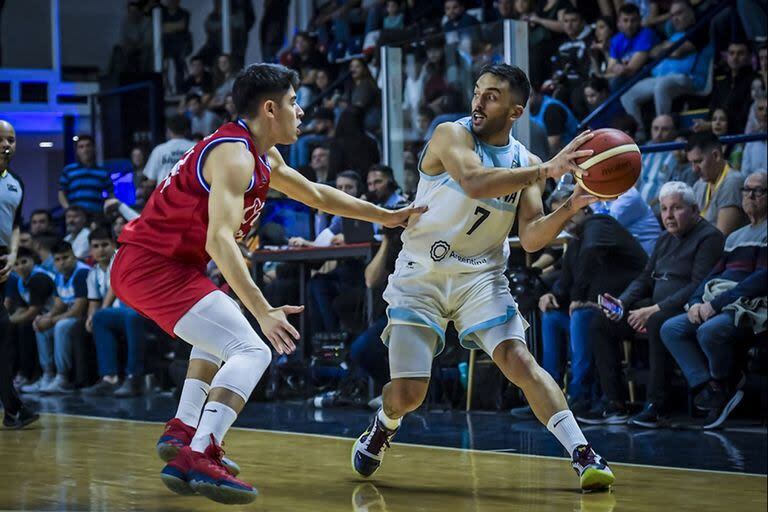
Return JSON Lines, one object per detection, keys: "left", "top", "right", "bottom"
{"left": 0, "top": 120, "right": 38, "bottom": 428}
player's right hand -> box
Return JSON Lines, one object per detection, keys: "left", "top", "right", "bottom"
{"left": 257, "top": 305, "right": 304, "bottom": 355}
{"left": 546, "top": 130, "right": 595, "bottom": 181}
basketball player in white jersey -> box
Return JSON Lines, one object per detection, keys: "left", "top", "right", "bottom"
{"left": 351, "top": 63, "right": 616, "bottom": 491}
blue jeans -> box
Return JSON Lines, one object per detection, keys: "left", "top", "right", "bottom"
{"left": 349, "top": 316, "right": 389, "bottom": 387}
{"left": 92, "top": 307, "right": 146, "bottom": 377}
{"left": 541, "top": 308, "right": 598, "bottom": 401}
{"left": 308, "top": 273, "right": 341, "bottom": 333}
{"left": 660, "top": 311, "right": 743, "bottom": 389}
{"left": 36, "top": 317, "right": 79, "bottom": 375}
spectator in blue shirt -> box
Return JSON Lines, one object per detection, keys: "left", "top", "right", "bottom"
{"left": 621, "top": 0, "right": 712, "bottom": 141}
{"left": 58, "top": 135, "right": 113, "bottom": 215}
{"left": 605, "top": 3, "right": 657, "bottom": 90}
{"left": 596, "top": 186, "right": 662, "bottom": 256}
{"left": 442, "top": 0, "right": 479, "bottom": 45}
{"left": 31, "top": 242, "right": 90, "bottom": 395}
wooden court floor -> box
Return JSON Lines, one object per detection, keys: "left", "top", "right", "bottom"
{"left": 0, "top": 414, "right": 765, "bottom": 512}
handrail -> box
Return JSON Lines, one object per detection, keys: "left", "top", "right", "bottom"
{"left": 639, "top": 132, "right": 768, "bottom": 153}
{"left": 579, "top": 0, "right": 734, "bottom": 131}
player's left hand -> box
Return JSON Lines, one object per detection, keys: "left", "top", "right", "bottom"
{"left": 257, "top": 305, "right": 304, "bottom": 355}
{"left": 0, "top": 253, "right": 15, "bottom": 283}
{"left": 564, "top": 184, "right": 600, "bottom": 213}
{"left": 381, "top": 204, "right": 428, "bottom": 228}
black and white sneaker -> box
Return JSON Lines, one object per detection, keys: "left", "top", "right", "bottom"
{"left": 702, "top": 389, "right": 744, "bottom": 430}
{"left": 577, "top": 403, "right": 628, "bottom": 425}
{"left": 2, "top": 405, "right": 39, "bottom": 429}
{"left": 351, "top": 414, "right": 398, "bottom": 478}
{"left": 628, "top": 402, "right": 667, "bottom": 429}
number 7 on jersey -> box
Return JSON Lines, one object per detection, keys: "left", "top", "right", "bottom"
{"left": 466, "top": 206, "right": 490, "bottom": 235}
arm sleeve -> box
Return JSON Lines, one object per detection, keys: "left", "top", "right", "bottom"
{"left": 74, "top": 269, "right": 89, "bottom": 298}
{"left": 543, "top": 104, "right": 567, "bottom": 136}
{"left": 710, "top": 269, "right": 768, "bottom": 312}
{"left": 28, "top": 275, "right": 55, "bottom": 307}
{"left": 658, "top": 232, "right": 725, "bottom": 310}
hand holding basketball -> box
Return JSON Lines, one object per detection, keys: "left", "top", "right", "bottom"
{"left": 545, "top": 130, "right": 595, "bottom": 181}
{"left": 563, "top": 183, "right": 600, "bottom": 213}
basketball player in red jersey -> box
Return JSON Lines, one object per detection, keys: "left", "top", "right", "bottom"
{"left": 110, "top": 63, "right": 424, "bottom": 505}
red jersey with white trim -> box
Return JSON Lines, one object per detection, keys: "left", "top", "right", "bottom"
{"left": 118, "top": 119, "right": 270, "bottom": 270}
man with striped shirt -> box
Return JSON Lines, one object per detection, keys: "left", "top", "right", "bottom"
{"left": 58, "top": 135, "right": 113, "bottom": 215}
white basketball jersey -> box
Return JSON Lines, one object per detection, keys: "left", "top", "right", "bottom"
{"left": 399, "top": 117, "right": 530, "bottom": 274}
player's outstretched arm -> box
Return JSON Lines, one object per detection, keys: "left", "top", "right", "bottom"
{"left": 517, "top": 155, "right": 600, "bottom": 253}
{"left": 429, "top": 123, "right": 595, "bottom": 199}
{"left": 268, "top": 147, "right": 425, "bottom": 228}
{"left": 205, "top": 143, "right": 303, "bottom": 355}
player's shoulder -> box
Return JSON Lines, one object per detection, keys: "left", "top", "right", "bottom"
{"left": 430, "top": 121, "right": 474, "bottom": 149}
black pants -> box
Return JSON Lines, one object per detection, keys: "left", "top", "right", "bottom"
{"left": 592, "top": 306, "right": 680, "bottom": 405}
{"left": 0, "top": 300, "right": 24, "bottom": 416}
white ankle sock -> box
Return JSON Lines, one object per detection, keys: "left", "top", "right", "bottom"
{"left": 190, "top": 401, "right": 238, "bottom": 453}
{"left": 377, "top": 408, "right": 401, "bottom": 430}
{"left": 546, "top": 410, "right": 588, "bottom": 454}
{"left": 175, "top": 379, "right": 210, "bottom": 428}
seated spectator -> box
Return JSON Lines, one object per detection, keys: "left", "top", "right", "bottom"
{"left": 81, "top": 229, "right": 146, "bottom": 398}
{"left": 32, "top": 232, "right": 58, "bottom": 274}
{"left": 366, "top": 164, "right": 405, "bottom": 234}
{"left": 604, "top": 4, "right": 657, "bottom": 89}
{"left": 582, "top": 76, "right": 625, "bottom": 129}
{"left": 301, "top": 144, "right": 333, "bottom": 189}
{"left": 58, "top": 135, "right": 113, "bottom": 215}
{"left": 638, "top": 115, "right": 681, "bottom": 207}
{"left": 29, "top": 242, "right": 90, "bottom": 394}
{"left": 293, "top": 171, "right": 363, "bottom": 246}
{"left": 7, "top": 247, "right": 56, "bottom": 389}
{"left": 343, "top": 58, "right": 381, "bottom": 131}
{"left": 588, "top": 16, "right": 615, "bottom": 77}
{"left": 709, "top": 42, "right": 758, "bottom": 134}
{"left": 305, "top": 172, "right": 367, "bottom": 334}
{"left": 745, "top": 75, "right": 766, "bottom": 134}
{"left": 741, "top": 92, "right": 767, "bottom": 174}
{"left": 524, "top": 0, "right": 569, "bottom": 86}
{"left": 537, "top": 189, "right": 648, "bottom": 414}
{"left": 442, "top": 0, "right": 479, "bottom": 46}
{"left": 694, "top": 107, "right": 745, "bottom": 171}
{"left": 63, "top": 206, "right": 91, "bottom": 260}
{"left": 383, "top": 0, "right": 405, "bottom": 30}
{"left": 529, "top": 84, "right": 579, "bottom": 154}
{"left": 142, "top": 114, "right": 195, "bottom": 187}
{"left": 586, "top": 182, "right": 724, "bottom": 427}
{"left": 281, "top": 32, "right": 327, "bottom": 72}
{"left": 186, "top": 94, "right": 220, "bottom": 138}
{"left": 181, "top": 56, "right": 213, "bottom": 101}
{"left": 661, "top": 172, "right": 768, "bottom": 429}
{"left": 328, "top": 107, "right": 380, "bottom": 179}
{"left": 223, "top": 93, "right": 238, "bottom": 123}
{"left": 28, "top": 209, "right": 53, "bottom": 236}
{"left": 686, "top": 132, "right": 747, "bottom": 236}
{"left": 669, "top": 135, "right": 698, "bottom": 186}
{"left": 290, "top": 108, "right": 335, "bottom": 169}
{"left": 209, "top": 53, "right": 238, "bottom": 110}
{"left": 549, "top": 7, "right": 593, "bottom": 115}
{"left": 621, "top": 0, "right": 712, "bottom": 139}
{"left": 601, "top": 187, "right": 662, "bottom": 255}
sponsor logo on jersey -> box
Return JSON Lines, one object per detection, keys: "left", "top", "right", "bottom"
{"left": 430, "top": 240, "right": 450, "bottom": 262}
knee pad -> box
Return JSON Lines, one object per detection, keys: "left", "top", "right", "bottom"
{"left": 190, "top": 346, "right": 223, "bottom": 368}
{"left": 210, "top": 337, "right": 272, "bottom": 401}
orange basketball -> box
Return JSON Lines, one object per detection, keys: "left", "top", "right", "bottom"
{"left": 574, "top": 128, "right": 641, "bottom": 199}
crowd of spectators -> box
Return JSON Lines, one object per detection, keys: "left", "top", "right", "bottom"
{"left": 15, "top": 0, "right": 764, "bottom": 426}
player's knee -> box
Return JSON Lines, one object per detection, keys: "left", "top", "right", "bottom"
{"left": 386, "top": 380, "right": 428, "bottom": 414}
{"left": 496, "top": 341, "right": 538, "bottom": 386}
{"left": 238, "top": 337, "right": 272, "bottom": 373}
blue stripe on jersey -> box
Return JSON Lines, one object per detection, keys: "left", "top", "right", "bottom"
{"left": 195, "top": 137, "right": 250, "bottom": 193}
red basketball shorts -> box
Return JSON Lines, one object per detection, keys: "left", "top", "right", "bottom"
{"left": 110, "top": 243, "right": 219, "bottom": 336}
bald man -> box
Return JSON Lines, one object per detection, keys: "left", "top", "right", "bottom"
{"left": 638, "top": 114, "right": 681, "bottom": 207}
{"left": 0, "top": 120, "right": 38, "bottom": 428}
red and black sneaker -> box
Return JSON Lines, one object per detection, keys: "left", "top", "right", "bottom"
{"left": 188, "top": 435, "right": 259, "bottom": 505}
{"left": 156, "top": 417, "right": 241, "bottom": 476}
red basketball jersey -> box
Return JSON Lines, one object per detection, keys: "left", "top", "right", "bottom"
{"left": 119, "top": 119, "right": 270, "bottom": 270}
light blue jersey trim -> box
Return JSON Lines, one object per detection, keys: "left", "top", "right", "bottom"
{"left": 196, "top": 137, "right": 250, "bottom": 193}
{"left": 445, "top": 180, "right": 518, "bottom": 212}
{"left": 418, "top": 170, "right": 447, "bottom": 181}
{"left": 458, "top": 305, "right": 518, "bottom": 349}
{"left": 387, "top": 307, "right": 446, "bottom": 355}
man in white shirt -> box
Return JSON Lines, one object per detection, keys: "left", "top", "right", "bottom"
{"left": 62, "top": 206, "right": 91, "bottom": 260}
{"left": 142, "top": 114, "right": 195, "bottom": 187}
